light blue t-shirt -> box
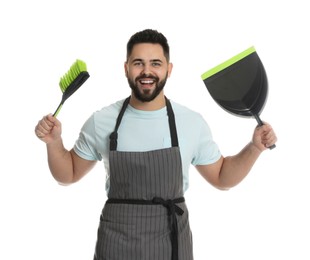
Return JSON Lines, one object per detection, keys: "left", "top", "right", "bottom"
{"left": 74, "top": 98, "right": 221, "bottom": 193}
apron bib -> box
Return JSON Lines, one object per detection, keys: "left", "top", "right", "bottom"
{"left": 94, "top": 97, "right": 193, "bottom": 260}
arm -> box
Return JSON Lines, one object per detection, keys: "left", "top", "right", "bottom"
{"left": 196, "top": 123, "right": 277, "bottom": 190}
{"left": 35, "top": 114, "right": 96, "bottom": 185}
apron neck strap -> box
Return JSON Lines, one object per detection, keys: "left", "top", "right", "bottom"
{"left": 110, "top": 96, "right": 179, "bottom": 151}
{"left": 165, "top": 96, "right": 179, "bottom": 148}
{"left": 109, "top": 96, "right": 130, "bottom": 151}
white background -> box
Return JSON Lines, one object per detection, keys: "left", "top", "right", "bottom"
{"left": 1, "top": 0, "right": 309, "bottom": 259}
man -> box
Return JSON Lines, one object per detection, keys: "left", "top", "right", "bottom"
{"left": 34, "top": 29, "right": 277, "bottom": 260}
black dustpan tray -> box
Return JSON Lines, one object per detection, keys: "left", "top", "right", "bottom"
{"left": 201, "top": 46, "right": 275, "bottom": 149}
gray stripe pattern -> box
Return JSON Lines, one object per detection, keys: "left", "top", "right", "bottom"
{"left": 109, "top": 147, "right": 183, "bottom": 200}
{"left": 94, "top": 147, "right": 193, "bottom": 260}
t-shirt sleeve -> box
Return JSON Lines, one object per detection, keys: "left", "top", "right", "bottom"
{"left": 191, "top": 117, "right": 222, "bottom": 166}
{"left": 73, "top": 114, "right": 102, "bottom": 161}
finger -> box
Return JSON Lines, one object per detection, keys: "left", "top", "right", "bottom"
{"left": 262, "top": 129, "right": 273, "bottom": 141}
{"left": 34, "top": 125, "right": 45, "bottom": 138}
{"left": 35, "top": 126, "right": 47, "bottom": 137}
{"left": 35, "top": 115, "right": 54, "bottom": 137}
{"left": 266, "top": 133, "right": 277, "bottom": 147}
{"left": 263, "top": 130, "right": 277, "bottom": 148}
{"left": 47, "top": 113, "right": 62, "bottom": 128}
{"left": 40, "top": 114, "right": 56, "bottom": 128}
{"left": 36, "top": 120, "right": 51, "bottom": 134}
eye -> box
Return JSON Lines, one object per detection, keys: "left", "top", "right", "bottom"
{"left": 133, "top": 61, "right": 143, "bottom": 66}
{"left": 152, "top": 62, "right": 161, "bottom": 67}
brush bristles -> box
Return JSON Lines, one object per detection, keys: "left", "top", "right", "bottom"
{"left": 59, "top": 59, "right": 87, "bottom": 92}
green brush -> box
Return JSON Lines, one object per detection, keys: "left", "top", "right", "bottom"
{"left": 53, "top": 59, "right": 90, "bottom": 117}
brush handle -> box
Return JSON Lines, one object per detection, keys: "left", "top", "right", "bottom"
{"left": 254, "top": 114, "right": 276, "bottom": 150}
{"left": 53, "top": 101, "right": 64, "bottom": 117}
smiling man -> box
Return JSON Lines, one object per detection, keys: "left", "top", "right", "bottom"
{"left": 126, "top": 42, "right": 171, "bottom": 105}
{"left": 34, "top": 29, "right": 277, "bottom": 260}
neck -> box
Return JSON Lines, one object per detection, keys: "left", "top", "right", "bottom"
{"left": 129, "top": 92, "right": 166, "bottom": 111}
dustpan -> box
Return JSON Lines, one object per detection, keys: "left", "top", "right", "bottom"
{"left": 201, "top": 46, "right": 276, "bottom": 149}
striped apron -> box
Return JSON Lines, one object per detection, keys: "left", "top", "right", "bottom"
{"left": 94, "top": 97, "right": 193, "bottom": 260}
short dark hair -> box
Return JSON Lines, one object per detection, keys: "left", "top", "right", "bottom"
{"left": 126, "top": 29, "right": 170, "bottom": 62}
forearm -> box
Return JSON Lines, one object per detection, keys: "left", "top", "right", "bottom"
{"left": 46, "top": 138, "right": 74, "bottom": 184}
{"left": 219, "top": 142, "right": 262, "bottom": 188}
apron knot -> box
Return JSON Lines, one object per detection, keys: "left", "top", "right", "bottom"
{"left": 152, "top": 197, "right": 185, "bottom": 260}
{"left": 152, "top": 197, "right": 184, "bottom": 216}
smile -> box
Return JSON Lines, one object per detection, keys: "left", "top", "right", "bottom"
{"left": 139, "top": 79, "right": 155, "bottom": 84}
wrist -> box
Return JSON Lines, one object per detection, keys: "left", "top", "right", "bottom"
{"left": 46, "top": 136, "right": 63, "bottom": 148}
{"left": 249, "top": 141, "right": 264, "bottom": 155}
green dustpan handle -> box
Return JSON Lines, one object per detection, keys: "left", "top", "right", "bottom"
{"left": 254, "top": 114, "right": 276, "bottom": 150}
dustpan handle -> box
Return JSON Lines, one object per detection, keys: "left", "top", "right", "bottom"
{"left": 254, "top": 114, "right": 276, "bottom": 150}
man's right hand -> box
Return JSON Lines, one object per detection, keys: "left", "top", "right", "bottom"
{"left": 34, "top": 114, "right": 62, "bottom": 144}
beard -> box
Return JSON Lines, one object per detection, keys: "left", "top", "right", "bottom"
{"left": 127, "top": 73, "right": 168, "bottom": 102}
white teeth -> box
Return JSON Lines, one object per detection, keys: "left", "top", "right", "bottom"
{"left": 141, "top": 80, "right": 154, "bottom": 84}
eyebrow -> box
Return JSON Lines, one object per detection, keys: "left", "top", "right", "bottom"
{"left": 131, "top": 58, "right": 163, "bottom": 63}
{"left": 150, "top": 59, "right": 163, "bottom": 63}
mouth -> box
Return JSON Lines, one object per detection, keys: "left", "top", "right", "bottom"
{"left": 138, "top": 78, "right": 156, "bottom": 88}
{"left": 140, "top": 79, "right": 154, "bottom": 84}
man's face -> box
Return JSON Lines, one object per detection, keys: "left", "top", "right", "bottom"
{"left": 125, "top": 43, "right": 172, "bottom": 102}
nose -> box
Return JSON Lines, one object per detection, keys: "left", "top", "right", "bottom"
{"left": 141, "top": 63, "right": 151, "bottom": 75}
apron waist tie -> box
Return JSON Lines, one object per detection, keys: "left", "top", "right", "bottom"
{"left": 106, "top": 197, "right": 185, "bottom": 260}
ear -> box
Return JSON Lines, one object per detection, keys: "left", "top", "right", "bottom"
{"left": 167, "top": 62, "right": 173, "bottom": 77}
{"left": 124, "top": 62, "right": 129, "bottom": 78}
